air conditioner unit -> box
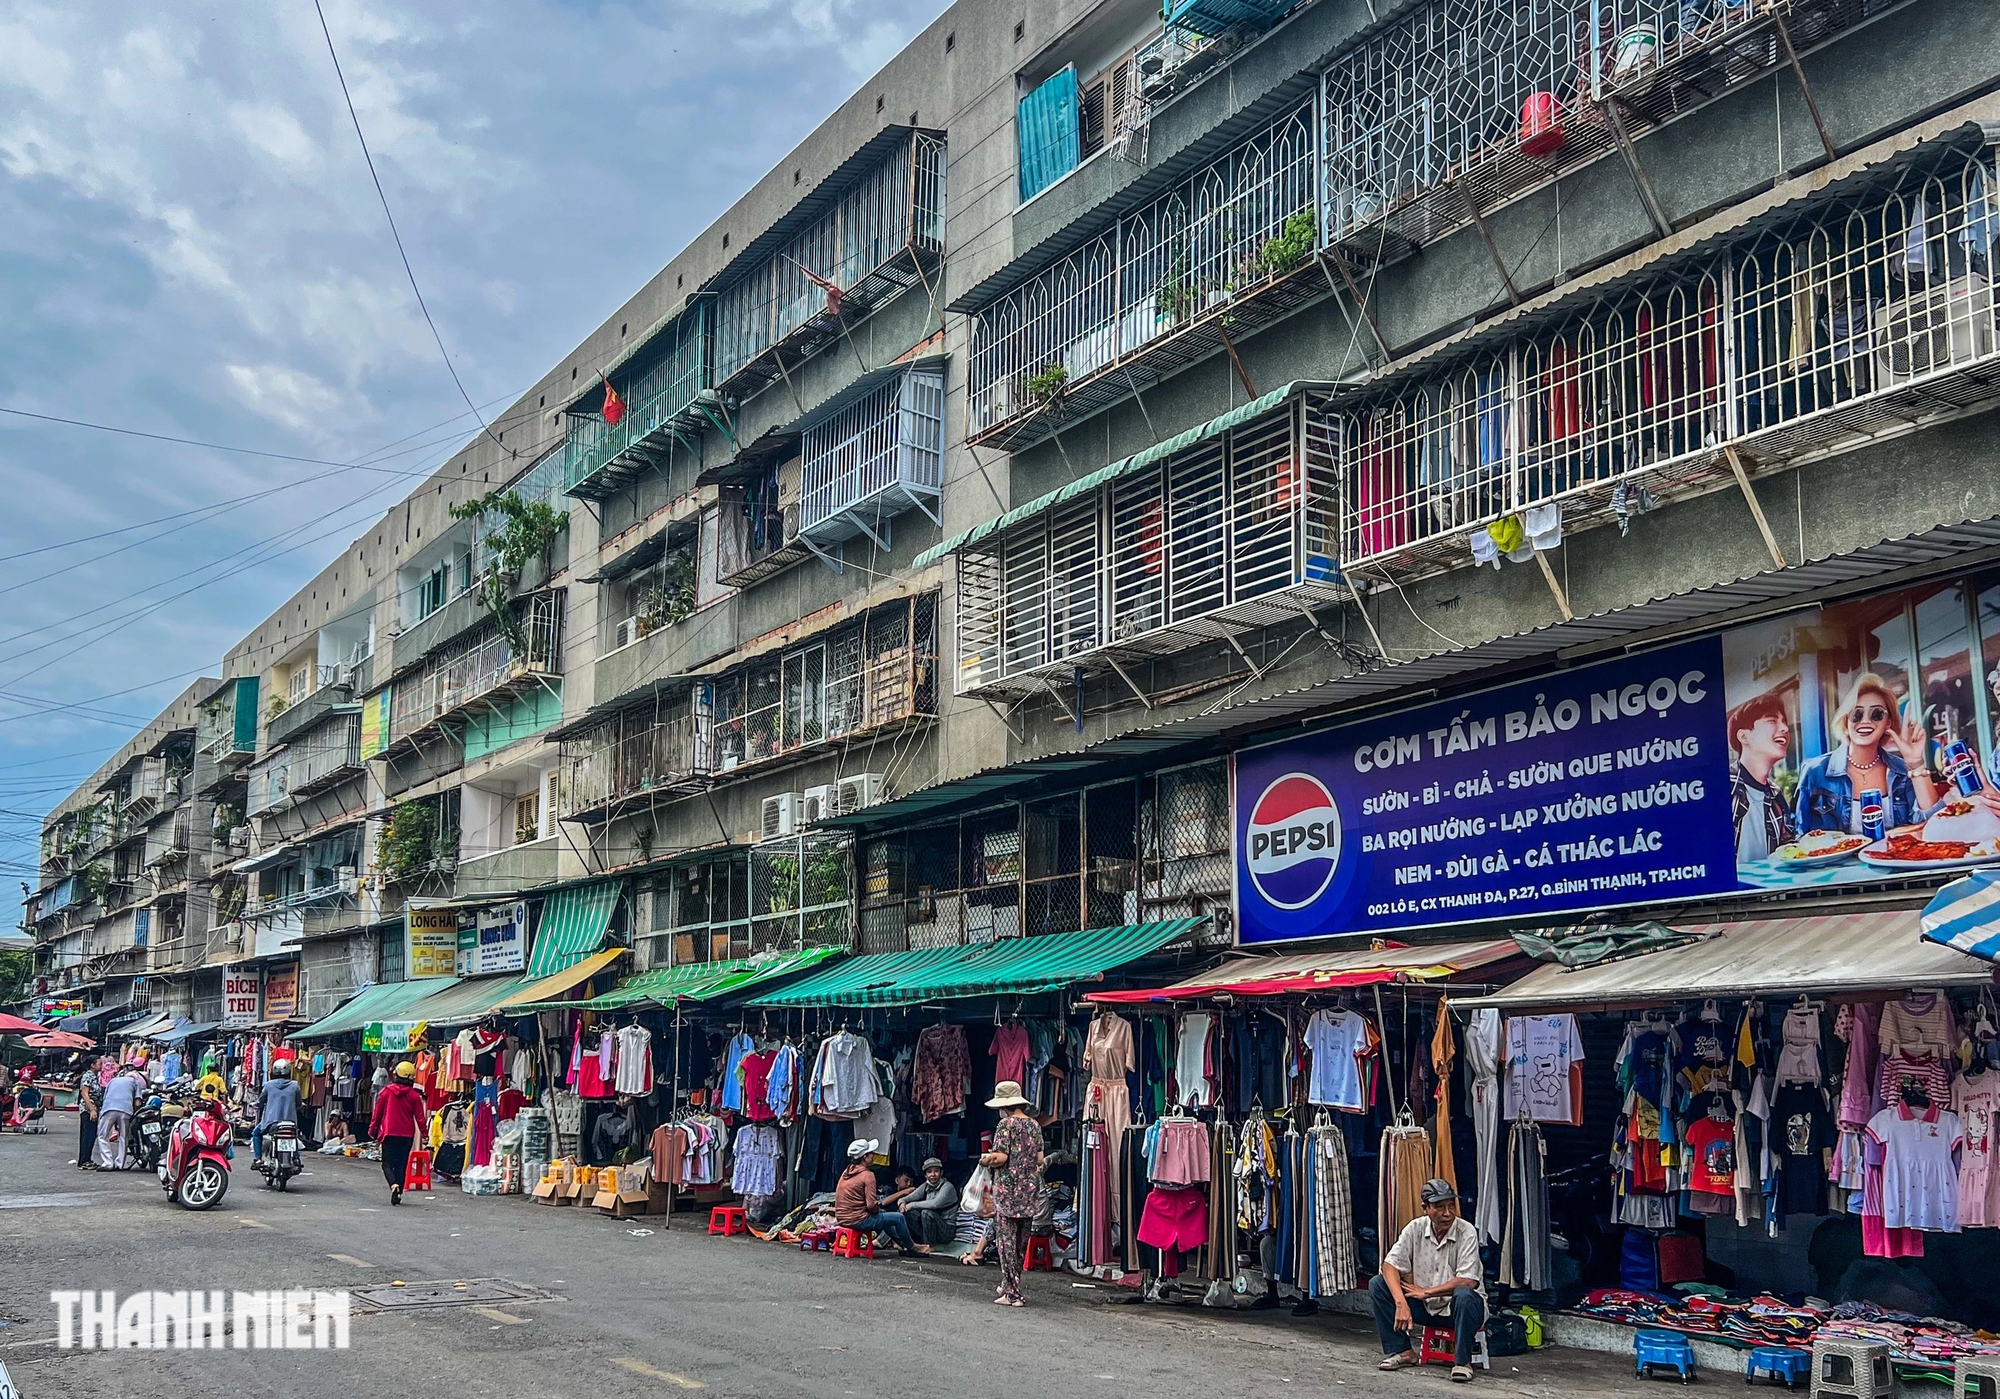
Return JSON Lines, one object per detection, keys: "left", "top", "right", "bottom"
{"left": 835, "top": 772, "right": 884, "bottom": 816}
{"left": 337, "top": 866, "right": 359, "bottom": 896}
{"left": 801, "top": 784, "right": 836, "bottom": 825}
{"left": 228, "top": 826, "right": 251, "bottom": 850}
{"left": 761, "top": 793, "right": 798, "bottom": 840}
{"left": 615, "top": 617, "right": 640, "bottom": 650}
{"left": 1874, "top": 274, "right": 1996, "bottom": 385}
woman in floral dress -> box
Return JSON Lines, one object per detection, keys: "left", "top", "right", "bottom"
{"left": 980, "top": 1080, "right": 1045, "bottom": 1306}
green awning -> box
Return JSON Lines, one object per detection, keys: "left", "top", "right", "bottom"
{"left": 527, "top": 879, "right": 622, "bottom": 978}
{"left": 393, "top": 972, "right": 537, "bottom": 1029}
{"left": 287, "top": 977, "right": 459, "bottom": 1042}
{"left": 748, "top": 918, "right": 1204, "bottom": 1009}
{"left": 912, "top": 383, "right": 1320, "bottom": 568}
{"left": 512, "top": 945, "right": 848, "bottom": 1013}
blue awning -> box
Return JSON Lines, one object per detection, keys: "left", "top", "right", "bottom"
{"left": 1923, "top": 871, "right": 2000, "bottom": 961}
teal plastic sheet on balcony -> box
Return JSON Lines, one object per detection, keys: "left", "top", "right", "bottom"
{"left": 526, "top": 879, "right": 622, "bottom": 978}
{"left": 1018, "top": 66, "right": 1080, "bottom": 203}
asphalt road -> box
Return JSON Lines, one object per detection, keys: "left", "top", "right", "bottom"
{"left": 0, "top": 1124, "right": 1635, "bottom": 1399}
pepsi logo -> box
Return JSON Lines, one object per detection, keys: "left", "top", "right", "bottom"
{"left": 1246, "top": 772, "right": 1342, "bottom": 910}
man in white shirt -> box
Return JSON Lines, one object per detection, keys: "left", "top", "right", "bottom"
{"left": 1371, "top": 1178, "right": 1486, "bottom": 1382}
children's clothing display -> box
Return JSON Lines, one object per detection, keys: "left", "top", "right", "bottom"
{"left": 1505, "top": 1013, "right": 1584, "bottom": 1124}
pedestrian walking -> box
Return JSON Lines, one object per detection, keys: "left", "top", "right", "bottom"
{"left": 979, "top": 1080, "right": 1045, "bottom": 1307}
{"left": 95, "top": 1065, "right": 143, "bottom": 1170}
{"left": 369, "top": 1060, "right": 427, "bottom": 1205}
{"left": 75, "top": 1063, "right": 103, "bottom": 1169}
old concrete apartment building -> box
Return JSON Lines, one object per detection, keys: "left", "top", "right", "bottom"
{"left": 22, "top": 0, "right": 2000, "bottom": 1032}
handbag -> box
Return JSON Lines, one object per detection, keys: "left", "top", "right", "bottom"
{"left": 403, "top": 1146, "right": 434, "bottom": 1192}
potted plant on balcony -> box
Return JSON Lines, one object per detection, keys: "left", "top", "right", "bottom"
{"left": 451, "top": 489, "right": 567, "bottom": 653}
{"left": 1256, "top": 210, "right": 1317, "bottom": 279}
{"left": 375, "top": 800, "right": 436, "bottom": 884}
{"left": 1026, "top": 362, "right": 1069, "bottom": 406}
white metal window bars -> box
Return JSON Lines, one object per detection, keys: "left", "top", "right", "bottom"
{"left": 795, "top": 365, "right": 946, "bottom": 564}
{"left": 1335, "top": 144, "right": 2000, "bottom": 585}
{"left": 553, "top": 698, "right": 711, "bottom": 824}
{"left": 712, "top": 131, "right": 946, "bottom": 395}
{"left": 967, "top": 105, "right": 1321, "bottom": 451}
{"left": 1321, "top": 0, "right": 1892, "bottom": 265}
{"left": 954, "top": 396, "right": 1347, "bottom": 699}
{"left": 387, "top": 591, "right": 564, "bottom": 745}
{"left": 562, "top": 307, "right": 712, "bottom": 498}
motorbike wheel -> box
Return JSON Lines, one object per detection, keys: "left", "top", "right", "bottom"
{"left": 276, "top": 1176, "right": 289, "bottom": 1192}
{"left": 177, "top": 1160, "right": 228, "bottom": 1211}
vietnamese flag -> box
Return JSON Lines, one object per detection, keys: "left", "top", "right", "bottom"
{"left": 600, "top": 373, "right": 625, "bottom": 426}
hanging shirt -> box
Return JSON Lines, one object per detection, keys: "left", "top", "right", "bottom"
{"left": 1771, "top": 1082, "right": 1835, "bottom": 1216}
{"left": 815, "top": 1031, "right": 880, "bottom": 1115}
{"left": 765, "top": 1043, "right": 798, "bottom": 1121}
{"left": 911, "top": 1025, "right": 970, "bottom": 1122}
{"left": 1867, "top": 1102, "right": 1964, "bottom": 1233}
{"left": 990, "top": 1021, "right": 1030, "bottom": 1091}
{"left": 1953, "top": 1070, "right": 2000, "bottom": 1228}
{"left": 1175, "top": 1013, "right": 1214, "bottom": 1108}
{"left": 1503, "top": 1014, "right": 1585, "bottom": 1124}
{"left": 718, "top": 1032, "right": 753, "bottom": 1112}
{"left": 1303, "top": 1008, "right": 1372, "bottom": 1110}
{"left": 1683, "top": 1115, "right": 1737, "bottom": 1195}
{"left": 741, "top": 1050, "right": 778, "bottom": 1122}
{"left": 613, "top": 1025, "right": 653, "bottom": 1096}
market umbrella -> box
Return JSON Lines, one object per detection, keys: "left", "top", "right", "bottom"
{"left": 0, "top": 1012, "right": 46, "bottom": 1035}
{"left": 24, "top": 1030, "right": 94, "bottom": 1051}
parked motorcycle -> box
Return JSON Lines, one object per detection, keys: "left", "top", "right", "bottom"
{"left": 256, "top": 1121, "right": 303, "bottom": 1191}
{"left": 131, "top": 1094, "right": 178, "bottom": 1175}
{"left": 158, "top": 1095, "right": 232, "bottom": 1210}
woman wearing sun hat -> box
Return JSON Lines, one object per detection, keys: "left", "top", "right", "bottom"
{"left": 980, "top": 1081, "right": 1045, "bottom": 1306}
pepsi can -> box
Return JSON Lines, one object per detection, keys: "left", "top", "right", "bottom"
{"left": 1944, "top": 740, "right": 1984, "bottom": 796}
{"left": 1859, "top": 789, "right": 1886, "bottom": 842}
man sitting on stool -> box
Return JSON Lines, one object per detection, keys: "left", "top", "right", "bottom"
{"left": 1371, "top": 1177, "right": 1485, "bottom": 1383}
{"left": 833, "top": 1138, "right": 929, "bottom": 1256}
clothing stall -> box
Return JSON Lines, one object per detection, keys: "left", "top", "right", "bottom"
{"left": 1451, "top": 910, "right": 2000, "bottom": 1380}
{"left": 1079, "top": 939, "right": 1529, "bottom": 1303}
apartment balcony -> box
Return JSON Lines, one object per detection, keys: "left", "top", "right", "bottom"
{"left": 712, "top": 129, "right": 945, "bottom": 405}
{"left": 555, "top": 704, "right": 711, "bottom": 826}
{"left": 144, "top": 811, "right": 192, "bottom": 869}
{"left": 708, "top": 597, "right": 938, "bottom": 776}
{"left": 196, "top": 676, "right": 261, "bottom": 768}
{"left": 145, "top": 937, "right": 193, "bottom": 976}
{"left": 1321, "top": 0, "right": 1892, "bottom": 266}
{"left": 562, "top": 309, "right": 713, "bottom": 500}
{"left": 385, "top": 593, "right": 563, "bottom": 755}
{"left": 1336, "top": 142, "right": 2000, "bottom": 586}
{"left": 454, "top": 835, "right": 560, "bottom": 895}
{"left": 968, "top": 106, "right": 1325, "bottom": 454}
{"left": 203, "top": 921, "right": 247, "bottom": 966}
{"left": 943, "top": 391, "right": 1348, "bottom": 701}
{"left": 267, "top": 677, "right": 354, "bottom": 748}
{"left": 246, "top": 714, "right": 363, "bottom": 815}
{"left": 249, "top": 877, "right": 359, "bottom": 917}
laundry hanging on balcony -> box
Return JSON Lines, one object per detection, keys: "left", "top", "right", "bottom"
{"left": 1468, "top": 504, "right": 1562, "bottom": 569}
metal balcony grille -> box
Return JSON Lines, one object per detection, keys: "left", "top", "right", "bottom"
{"left": 796, "top": 365, "right": 945, "bottom": 554}
{"left": 1338, "top": 145, "right": 2000, "bottom": 584}
{"left": 954, "top": 396, "right": 1346, "bottom": 698}
{"left": 713, "top": 131, "right": 945, "bottom": 399}
{"left": 553, "top": 699, "right": 709, "bottom": 825}
{"left": 1323, "top": 0, "right": 1897, "bottom": 264}
{"left": 968, "top": 105, "right": 1322, "bottom": 453}
{"left": 563, "top": 308, "right": 711, "bottom": 499}
{"left": 387, "top": 592, "right": 563, "bottom": 747}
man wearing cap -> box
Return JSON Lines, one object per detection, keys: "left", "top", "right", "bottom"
{"left": 897, "top": 1156, "right": 962, "bottom": 1249}
{"left": 1371, "top": 1178, "right": 1486, "bottom": 1382}
{"left": 834, "top": 1138, "right": 929, "bottom": 1256}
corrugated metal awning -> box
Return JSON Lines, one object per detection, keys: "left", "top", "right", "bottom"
{"left": 526, "top": 880, "right": 622, "bottom": 979}
{"left": 1088, "top": 938, "right": 1522, "bottom": 1004}
{"left": 1449, "top": 912, "right": 1995, "bottom": 1012}
{"left": 512, "top": 945, "right": 845, "bottom": 1013}
{"left": 750, "top": 918, "right": 1203, "bottom": 1009}
{"left": 286, "top": 978, "right": 458, "bottom": 1042}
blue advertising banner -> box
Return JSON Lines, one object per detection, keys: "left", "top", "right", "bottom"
{"left": 1235, "top": 638, "right": 1739, "bottom": 944}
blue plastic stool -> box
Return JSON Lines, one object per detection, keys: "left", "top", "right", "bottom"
{"left": 1636, "top": 1329, "right": 1698, "bottom": 1383}
{"left": 1746, "top": 1346, "right": 1811, "bottom": 1389}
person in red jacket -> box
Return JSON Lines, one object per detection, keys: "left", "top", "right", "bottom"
{"left": 369, "top": 1061, "right": 428, "bottom": 1204}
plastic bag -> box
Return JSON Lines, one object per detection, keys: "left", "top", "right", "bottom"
{"left": 960, "top": 1164, "right": 993, "bottom": 1214}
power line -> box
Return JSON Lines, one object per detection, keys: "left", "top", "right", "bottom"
{"left": 313, "top": 0, "right": 510, "bottom": 463}
{"left": 0, "top": 405, "right": 420, "bottom": 475}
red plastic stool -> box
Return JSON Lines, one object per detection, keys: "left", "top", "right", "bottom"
{"left": 831, "top": 1227, "right": 874, "bottom": 1260}
{"left": 1022, "top": 1234, "right": 1054, "bottom": 1273}
{"left": 402, "top": 1147, "right": 433, "bottom": 1193}
{"left": 1419, "top": 1325, "right": 1491, "bottom": 1370}
{"left": 708, "top": 1206, "right": 747, "bottom": 1237}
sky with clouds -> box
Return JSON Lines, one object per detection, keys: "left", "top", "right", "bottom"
{"left": 0, "top": 0, "right": 947, "bottom": 928}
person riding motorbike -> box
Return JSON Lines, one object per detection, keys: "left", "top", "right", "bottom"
{"left": 252, "top": 1059, "right": 301, "bottom": 1164}
{"left": 368, "top": 1061, "right": 428, "bottom": 1205}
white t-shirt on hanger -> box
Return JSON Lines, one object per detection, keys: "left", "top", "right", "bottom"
{"left": 1304, "top": 1007, "right": 1370, "bottom": 1110}
{"left": 1503, "top": 1014, "right": 1585, "bottom": 1123}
